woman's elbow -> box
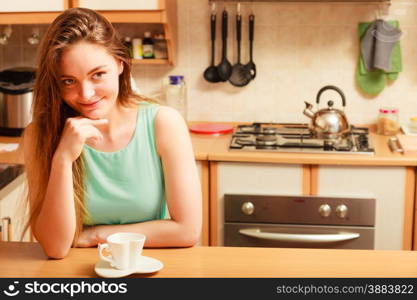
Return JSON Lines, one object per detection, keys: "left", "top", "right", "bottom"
{"left": 41, "top": 243, "right": 72, "bottom": 259}
{"left": 180, "top": 223, "right": 201, "bottom": 247}
{"left": 44, "top": 248, "right": 70, "bottom": 259}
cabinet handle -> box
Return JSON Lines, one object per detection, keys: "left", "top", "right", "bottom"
{"left": 239, "top": 228, "right": 360, "bottom": 243}
{"left": 1, "top": 217, "right": 12, "bottom": 242}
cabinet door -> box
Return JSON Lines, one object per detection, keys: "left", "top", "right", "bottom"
{"left": 196, "top": 160, "right": 209, "bottom": 246}
{"left": 0, "top": 174, "right": 29, "bottom": 241}
{"left": 317, "top": 165, "right": 407, "bottom": 250}
{"left": 213, "top": 162, "right": 304, "bottom": 246}
{"left": 1, "top": 0, "right": 66, "bottom": 12}
{"left": 78, "top": 0, "right": 163, "bottom": 10}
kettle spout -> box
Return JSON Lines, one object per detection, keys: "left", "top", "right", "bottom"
{"left": 303, "top": 101, "right": 315, "bottom": 119}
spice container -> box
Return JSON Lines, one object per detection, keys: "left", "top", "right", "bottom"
{"left": 409, "top": 116, "right": 417, "bottom": 133}
{"left": 142, "top": 31, "right": 154, "bottom": 59}
{"left": 122, "top": 36, "right": 133, "bottom": 58}
{"left": 153, "top": 33, "right": 167, "bottom": 59}
{"left": 132, "top": 38, "right": 143, "bottom": 59}
{"left": 377, "top": 107, "right": 399, "bottom": 136}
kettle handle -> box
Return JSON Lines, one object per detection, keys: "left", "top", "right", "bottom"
{"left": 316, "top": 85, "right": 346, "bottom": 107}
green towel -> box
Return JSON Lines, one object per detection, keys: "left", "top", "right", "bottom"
{"left": 356, "top": 21, "right": 402, "bottom": 95}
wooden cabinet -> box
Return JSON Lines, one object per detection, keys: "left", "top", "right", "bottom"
{"left": 196, "top": 160, "right": 209, "bottom": 246}
{"left": 208, "top": 161, "right": 415, "bottom": 250}
{"left": 0, "top": 174, "right": 29, "bottom": 242}
{"left": 210, "top": 161, "right": 306, "bottom": 246}
{"left": 0, "top": 0, "right": 67, "bottom": 12}
{"left": 0, "top": 0, "right": 177, "bottom": 65}
{"left": 314, "top": 165, "right": 415, "bottom": 250}
{"left": 77, "top": 0, "right": 163, "bottom": 10}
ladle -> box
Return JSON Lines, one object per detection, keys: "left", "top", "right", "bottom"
{"left": 216, "top": 9, "right": 232, "bottom": 82}
{"left": 203, "top": 9, "right": 221, "bottom": 83}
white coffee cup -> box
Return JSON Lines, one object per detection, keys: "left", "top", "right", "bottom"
{"left": 98, "top": 232, "right": 146, "bottom": 270}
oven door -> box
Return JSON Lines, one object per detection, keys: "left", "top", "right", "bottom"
{"left": 224, "top": 223, "right": 374, "bottom": 249}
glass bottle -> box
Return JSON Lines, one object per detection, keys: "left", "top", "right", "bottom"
{"left": 164, "top": 75, "right": 187, "bottom": 120}
{"left": 122, "top": 36, "right": 133, "bottom": 58}
{"left": 142, "top": 31, "right": 154, "bottom": 59}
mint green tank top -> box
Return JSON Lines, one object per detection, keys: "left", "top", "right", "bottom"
{"left": 83, "top": 102, "right": 166, "bottom": 225}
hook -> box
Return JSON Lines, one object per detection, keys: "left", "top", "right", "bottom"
{"left": 211, "top": 1, "right": 216, "bottom": 14}
{"left": 27, "top": 27, "right": 40, "bottom": 45}
{"left": 0, "top": 25, "right": 12, "bottom": 46}
{"left": 375, "top": 2, "right": 390, "bottom": 21}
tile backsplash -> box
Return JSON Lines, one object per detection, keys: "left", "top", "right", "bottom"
{"left": 0, "top": 24, "right": 48, "bottom": 69}
{"left": 2, "top": 0, "right": 417, "bottom": 125}
{"left": 132, "top": 0, "right": 417, "bottom": 125}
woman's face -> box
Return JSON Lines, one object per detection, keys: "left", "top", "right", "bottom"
{"left": 59, "top": 41, "right": 123, "bottom": 119}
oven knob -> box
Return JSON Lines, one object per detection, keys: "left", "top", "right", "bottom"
{"left": 241, "top": 202, "right": 255, "bottom": 215}
{"left": 336, "top": 204, "right": 348, "bottom": 219}
{"left": 318, "top": 204, "right": 331, "bottom": 217}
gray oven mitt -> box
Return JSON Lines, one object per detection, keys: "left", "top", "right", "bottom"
{"left": 361, "top": 19, "right": 402, "bottom": 72}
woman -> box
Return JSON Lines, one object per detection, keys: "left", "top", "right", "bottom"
{"left": 23, "top": 7, "right": 202, "bottom": 259}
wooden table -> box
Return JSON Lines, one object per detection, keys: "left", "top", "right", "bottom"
{"left": 1, "top": 242, "right": 417, "bottom": 278}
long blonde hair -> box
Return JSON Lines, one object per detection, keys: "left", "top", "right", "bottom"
{"left": 24, "top": 7, "right": 148, "bottom": 245}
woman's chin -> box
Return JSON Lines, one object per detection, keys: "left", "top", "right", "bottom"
{"left": 82, "top": 110, "right": 104, "bottom": 120}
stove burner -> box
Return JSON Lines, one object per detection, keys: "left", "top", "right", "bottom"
{"left": 262, "top": 127, "right": 277, "bottom": 135}
{"left": 230, "top": 122, "right": 374, "bottom": 155}
{"left": 256, "top": 134, "right": 277, "bottom": 146}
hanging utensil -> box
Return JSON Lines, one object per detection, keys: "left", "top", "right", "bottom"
{"left": 241, "top": 14, "right": 256, "bottom": 80}
{"left": 216, "top": 9, "right": 232, "bottom": 82}
{"left": 229, "top": 3, "right": 251, "bottom": 87}
{"left": 203, "top": 4, "right": 221, "bottom": 83}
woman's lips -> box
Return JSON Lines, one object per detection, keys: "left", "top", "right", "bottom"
{"left": 79, "top": 99, "right": 102, "bottom": 110}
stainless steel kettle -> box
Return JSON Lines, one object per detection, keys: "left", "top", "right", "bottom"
{"left": 303, "top": 85, "right": 350, "bottom": 140}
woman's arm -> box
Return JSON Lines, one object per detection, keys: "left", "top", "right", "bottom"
{"left": 25, "top": 118, "right": 107, "bottom": 258}
{"left": 78, "top": 106, "right": 202, "bottom": 247}
{"left": 24, "top": 124, "right": 75, "bottom": 259}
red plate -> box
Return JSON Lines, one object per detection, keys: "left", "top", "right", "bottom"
{"left": 189, "top": 123, "right": 234, "bottom": 135}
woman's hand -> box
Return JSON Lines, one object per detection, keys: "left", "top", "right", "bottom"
{"left": 76, "top": 226, "right": 100, "bottom": 248}
{"left": 54, "top": 117, "right": 108, "bottom": 163}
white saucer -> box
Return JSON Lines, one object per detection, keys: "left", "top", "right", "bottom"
{"left": 94, "top": 256, "right": 163, "bottom": 278}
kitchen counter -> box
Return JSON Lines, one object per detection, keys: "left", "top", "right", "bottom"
{"left": 191, "top": 123, "right": 417, "bottom": 166}
{"left": 1, "top": 242, "right": 417, "bottom": 277}
{"left": 0, "top": 136, "right": 23, "bottom": 165}
{"left": 0, "top": 125, "right": 414, "bottom": 166}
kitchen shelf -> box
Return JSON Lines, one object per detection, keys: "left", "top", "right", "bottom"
{"left": 132, "top": 59, "right": 169, "bottom": 65}
{"left": 209, "top": 0, "right": 389, "bottom": 2}
{"left": 0, "top": 0, "right": 177, "bottom": 66}
{"left": 0, "top": 12, "right": 62, "bottom": 24}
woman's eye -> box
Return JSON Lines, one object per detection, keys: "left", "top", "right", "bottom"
{"left": 62, "top": 79, "right": 74, "bottom": 86}
{"left": 92, "top": 72, "right": 105, "bottom": 80}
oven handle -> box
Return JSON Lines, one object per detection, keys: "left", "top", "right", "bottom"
{"left": 239, "top": 228, "right": 360, "bottom": 243}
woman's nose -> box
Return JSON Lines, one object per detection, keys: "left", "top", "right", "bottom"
{"left": 79, "top": 81, "right": 95, "bottom": 101}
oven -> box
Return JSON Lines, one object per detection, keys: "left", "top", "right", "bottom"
{"left": 224, "top": 194, "right": 376, "bottom": 249}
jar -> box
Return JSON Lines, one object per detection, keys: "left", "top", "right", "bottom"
{"left": 377, "top": 107, "right": 399, "bottom": 136}
{"left": 153, "top": 33, "right": 168, "bottom": 59}
{"left": 163, "top": 75, "right": 187, "bottom": 120}
{"left": 409, "top": 116, "right": 417, "bottom": 133}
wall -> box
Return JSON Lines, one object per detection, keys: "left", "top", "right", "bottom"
{"left": 133, "top": 0, "right": 417, "bottom": 126}
{"left": 1, "top": 0, "right": 417, "bottom": 126}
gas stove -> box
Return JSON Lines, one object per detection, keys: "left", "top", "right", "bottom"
{"left": 229, "top": 123, "right": 374, "bottom": 155}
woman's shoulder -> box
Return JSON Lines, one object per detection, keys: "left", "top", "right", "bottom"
{"left": 155, "top": 105, "right": 186, "bottom": 128}
{"left": 154, "top": 106, "right": 189, "bottom": 153}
